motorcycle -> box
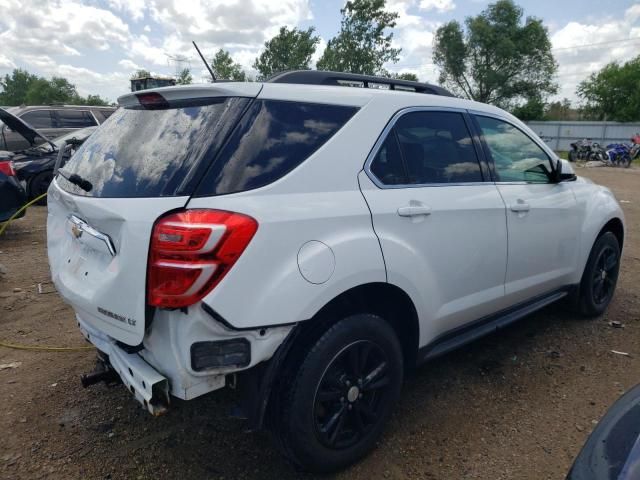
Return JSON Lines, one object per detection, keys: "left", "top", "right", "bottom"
{"left": 606, "top": 143, "right": 632, "bottom": 168}
{"left": 569, "top": 138, "right": 593, "bottom": 162}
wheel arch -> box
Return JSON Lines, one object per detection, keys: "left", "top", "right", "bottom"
{"left": 598, "top": 217, "right": 624, "bottom": 250}
{"left": 250, "top": 282, "right": 420, "bottom": 431}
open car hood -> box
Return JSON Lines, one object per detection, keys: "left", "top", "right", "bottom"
{"left": 0, "top": 107, "right": 52, "bottom": 149}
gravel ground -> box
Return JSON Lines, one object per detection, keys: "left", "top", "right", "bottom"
{"left": 1, "top": 167, "right": 639, "bottom": 480}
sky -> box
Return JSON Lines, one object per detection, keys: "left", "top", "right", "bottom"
{"left": 0, "top": 0, "right": 638, "bottom": 104}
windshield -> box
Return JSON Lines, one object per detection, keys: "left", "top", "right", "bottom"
{"left": 57, "top": 97, "right": 251, "bottom": 198}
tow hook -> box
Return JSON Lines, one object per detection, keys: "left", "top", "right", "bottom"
{"left": 81, "top": 358, "right": 120, "bottom": 388}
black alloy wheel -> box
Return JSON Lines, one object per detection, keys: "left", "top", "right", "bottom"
{"left": 273, "top": 313, "right": 403, "bottom": 472}
{"left": 313, "top": 340, "right": 391, "bottom": 450}
{"left": 578, "top": 232, "right": 621, "bottom": 317}
{"left": 591, "top": 244, "right": 619, "bottom": 306}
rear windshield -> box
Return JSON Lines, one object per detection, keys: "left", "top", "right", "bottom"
{"left": 57, "top": 97, "right": 251, "bottom": 197}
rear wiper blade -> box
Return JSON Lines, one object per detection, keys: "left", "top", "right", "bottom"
{"left": 57, "top": 169, "right": 93, "bottom": 192}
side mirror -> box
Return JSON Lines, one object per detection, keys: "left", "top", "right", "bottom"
{"left": 554, "top": 158, "right": 577, "bottom": 183}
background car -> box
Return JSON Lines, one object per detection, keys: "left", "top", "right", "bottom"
{"left": 567, "top": 383, "right": 640, "bottom": 479}
{"left": 13, "top": 126, "right": 96, "bottom": 202}
{"left": 0, "top": 159, "right": 27, "bottom": 223}
{"left": 0, "top": 105, "right": 114, "bottom": 151}
{"left": 0, "top": 107, "right": 96, "bottom": 204}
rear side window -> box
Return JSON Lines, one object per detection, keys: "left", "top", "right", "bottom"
{"left": 195, "top": 100, "right": 357, "bottom": 196}
{"left": 370, "top": 134, "right": 406, "bottom": 185}
{"left": 56, "top": 110, "right": 97, "bottom": 128}
{"left": 369, "top": 111, "right": 483, "bottom": 185}
{"left": 20, "top": 110, "right": 54, "bottom": 129}
{"left": 57, "top": 97, "right": 251, "bottom": 197}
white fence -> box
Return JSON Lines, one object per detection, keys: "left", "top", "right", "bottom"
{"left": 526, "top": 121, "right": 640, "bottom": 151}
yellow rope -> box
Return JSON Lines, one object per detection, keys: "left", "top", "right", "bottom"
{"left": 0, "top": 192, "right": 48, "bottom": 237}
{"left": 0, "top": 340, "right": 94, "bottom": 352}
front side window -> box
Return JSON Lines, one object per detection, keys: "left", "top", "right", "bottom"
{"left": 20, "top": 110, "right": 54, "bottom": 129}
{"left": 475, "top": 115, "right": 552, "bottom": 183}
{"left": 369, "top": 110, "right": 483, "bottom": 185}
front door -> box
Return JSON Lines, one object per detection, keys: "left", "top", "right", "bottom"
{"left": 473, "top": 114, "right": 579, "bottom": 304}
{"left": 359, "top": 109, "right": 508, "bottom": 347}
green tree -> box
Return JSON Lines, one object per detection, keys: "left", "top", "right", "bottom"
{"left": 433, "top": 0, "right": 557, "bottom": 108}
{"left": 0, "top": 69, "right": 39, "bottom": 105}
{"left": 544, "top": 98, "right": 582, "bottom": 121}
{"left": 211, "top": 49, "right": 246, "bottom": 81}
{"left": 511, "top": 96, "right": 545, "bottom": 121}
{"left": 316, "top": 0, "right": 401, "bottom": 75}
{"left": 131, "top": 69, "right": 151, "bottom": 79}
{"left": 25, "top": 77, "right": 78, "bottom": 104}
{"left": 577, "top": 56, "right": 640, "bottom": 122}
{"left": 71, "top": 94, "right": 110, "bottom": 106}
{"left": 384, "top": 71, "right": 419, "bottom": 81}
{"left": 176, "top": 68, "right": 193, "bottom": 85}
{"left": 253, "top": 27, "right": 320, "bottom": 79}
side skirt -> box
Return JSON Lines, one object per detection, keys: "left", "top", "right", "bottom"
{"left": 417, "top": 287, "right": 572, "bottom": 365}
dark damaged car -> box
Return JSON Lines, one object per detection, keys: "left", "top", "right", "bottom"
{"left": 0, "top": 108, "right": 95, "bottom": 204}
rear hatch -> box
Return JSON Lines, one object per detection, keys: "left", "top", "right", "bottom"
{"left": 47, "top": 84, "right": 260, "bottom": 345}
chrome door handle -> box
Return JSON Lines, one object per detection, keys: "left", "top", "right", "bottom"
{"left": 397, "top": 205, "right": 432, "bottom": 217}
{"left": 510, "top": 201, "right": 530, "bottom": 213}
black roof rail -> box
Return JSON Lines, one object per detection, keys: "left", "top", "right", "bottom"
{"left": 265, "top": 70, "right": 455, "bottom": 97}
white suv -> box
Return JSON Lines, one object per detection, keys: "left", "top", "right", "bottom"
{"left": 46, "top": 71, "right": 624, "bottom": 472}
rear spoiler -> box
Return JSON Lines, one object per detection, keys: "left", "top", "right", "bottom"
{"left": 117, "top": 83, "right": 262, "bottom": 108}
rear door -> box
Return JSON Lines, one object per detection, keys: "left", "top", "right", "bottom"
{"left": 472, "top": 114, "right": 579, "bottom": 304}
{"left": 47, "top": 87, "right": 259, "bottom": 345}
{"left": 359, "top": 109, "right": 508, "bottom": 345}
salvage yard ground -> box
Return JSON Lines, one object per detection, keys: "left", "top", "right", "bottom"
{"left": 1, "top": 167, "right": 640, "bottom": 480}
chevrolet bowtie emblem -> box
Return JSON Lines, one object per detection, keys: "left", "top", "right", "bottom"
{"left": 71, "top": 223, "right": 83, "bottom": 239}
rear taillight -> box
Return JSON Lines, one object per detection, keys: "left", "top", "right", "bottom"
{"left": 147, "top": 209, "right": 258, "bottom": 308}
{"left": 0, "top": 161, "right": 16, "bottom": 177}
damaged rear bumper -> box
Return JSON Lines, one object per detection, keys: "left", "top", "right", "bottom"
{"left": 78, "top": 318, "right": 170, "bottom": 416}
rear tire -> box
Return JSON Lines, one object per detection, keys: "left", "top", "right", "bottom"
{"left": 568, "top": 150, "right": 577, "bottom": 162}
{"left": 577, "top": 232, "right": 621, "bottom": 317}
{"left": 272, "top": 314, "right": 403, "bottom": 473}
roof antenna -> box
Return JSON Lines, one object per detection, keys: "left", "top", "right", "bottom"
{"left": 192, "top": 41, "right": 216, "bottom": 82}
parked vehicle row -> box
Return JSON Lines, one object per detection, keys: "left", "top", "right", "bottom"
{"left": 0, "top": 105, "right": 113, "bottom": 151}
{"left": 45, "top": 71, "right": 625, "bottom": 472}
{"left": 569, "top": 135, "right": 640, "bottom": 168}
{"left": 0, "top": 108, "right": 95, "bottom": 212}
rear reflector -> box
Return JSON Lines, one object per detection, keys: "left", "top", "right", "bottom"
{"left": 191, "top": 339, "right": 251, "bottom": 371}
{"left": 0, "top": 161, "right": 16, "bottom": 177}
{"left": 148, "top": 209, "right": 258, "bottom": 308}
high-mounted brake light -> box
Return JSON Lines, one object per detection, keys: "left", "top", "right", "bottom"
{"left": 0, "top": 161, "right": 16, "bottom": 177}
{"left": 147, "top": 209, "right": 258, "bottom": 308}
{"left": 135, "top": 92, "right": 170, "bottom": 110}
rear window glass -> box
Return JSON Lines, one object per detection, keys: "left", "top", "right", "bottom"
{"left": 194, "top": 100, "right": 358, "bottom": 196}
{"left": 56, "top": 110, "right": 97, "bottom": 128}
{"left": 57, "top": 97, "right": 251, "bottom": 197}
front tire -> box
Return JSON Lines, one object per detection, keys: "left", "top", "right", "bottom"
{"left": 577, "top": 232, "right": 621, "bottom": 317}
{"left": 273, "top": 314, "right": 403, "bottom": 472}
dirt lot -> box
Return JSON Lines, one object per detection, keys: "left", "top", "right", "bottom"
{"left": 1, "top": 167, "right": 639, "bottom": 480}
